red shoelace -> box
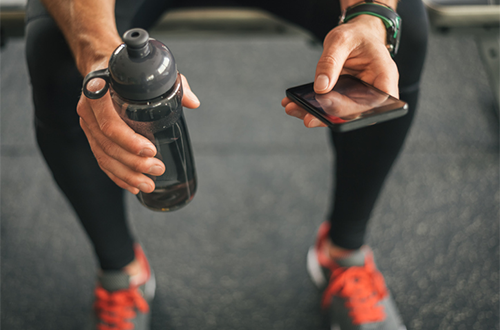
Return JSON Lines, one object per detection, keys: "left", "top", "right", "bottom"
{"left": 321, "top": 252, "right": 388, "bottom": 325}
{"left": 94, "top": 286, "right": 149, "bottom": 330}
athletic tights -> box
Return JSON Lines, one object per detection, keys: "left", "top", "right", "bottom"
{"left": 25, "top": 0, "right": 428, "bottom": 270}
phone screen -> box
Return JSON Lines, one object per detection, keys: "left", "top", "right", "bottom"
{"left": 286, "top": 75, "right": 408, "bottom": 132}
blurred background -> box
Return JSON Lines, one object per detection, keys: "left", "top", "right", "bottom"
{"left": 1, "top": 1, "right": 499, "bottom": 329}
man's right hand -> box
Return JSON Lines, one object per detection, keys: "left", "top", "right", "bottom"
{"left": 38, "top": 0, "right": 203, "bottom": 194}
{"left": 77, "top": 72, "right": 200, "bottom": 195}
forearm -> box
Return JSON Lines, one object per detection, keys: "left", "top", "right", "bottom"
{"left": 41, "top": 0, "right": 122, "bottom": 76}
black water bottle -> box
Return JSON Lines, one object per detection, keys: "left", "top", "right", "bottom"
{"left": 82, "top": 28, "right": 197, "bottom": 212}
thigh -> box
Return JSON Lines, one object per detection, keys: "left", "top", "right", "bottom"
{"left": 25, "top": 9, "right": 82, "bottom": 133}
{"left": 393, "top": 0, "right": 429, "bottom": 89}
{"left": 25, "top": 0, "right": 159, "bottom": 133}
{"left": 247, "top": 0, "right": 342, "bottom": 42}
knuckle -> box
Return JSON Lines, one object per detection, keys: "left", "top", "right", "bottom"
{"left": 99, "top": 119, "right": 115, "bottom": 138}
{"left": 318, "top": 54, "right": 340, "bottom": 68}
{"left": 94, "top": 154, "right": 110, "bottom": 170}
{"left": 130, "top": 157, "right": 147, "bottom": 173}
{"left": 98, "top": 138, "right": 115, "bottom": 156}
{"left": 322, "top": 28, "right": 355, "bottom": 59}
{"left": 79, "top": 118, "right": 86, "bottom": 130}
{"left": 285, "top": 106, "right": 299, "bottom": 117}
{"left": 115, "top": 181, "right": 131, "bottom": 191}
{"left": 76, "top": 102, "right": 86, "bottom": 118}
{"left": 121, "top": 172, "right": 140, "bottom": 188}
{"left": 103, "top": 171, "right": 130, "bottom": 191}
{"left": 326, "top": 27, "right": 351, "bottom": 44}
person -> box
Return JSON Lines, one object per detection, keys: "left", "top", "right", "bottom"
{"left": 24, "top": 0, "right": 428, "bottom": 329}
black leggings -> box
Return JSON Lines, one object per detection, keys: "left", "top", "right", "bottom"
{"left": 25, "top": 0, "right": 428, "bottom": 270}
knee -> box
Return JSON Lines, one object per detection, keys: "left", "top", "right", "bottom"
{"left": 25, "top": 15, "right": 83, "bottom": 132}
{"left": 25, "top": 16, "right": 76, "bottom": 80}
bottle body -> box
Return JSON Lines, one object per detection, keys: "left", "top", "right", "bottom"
{"left": 111, "top": 73, "right": 197, "bottom": 211}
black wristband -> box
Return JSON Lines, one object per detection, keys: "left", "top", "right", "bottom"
{"left": 340, "top": 1, "right": 402, "bottom": 57}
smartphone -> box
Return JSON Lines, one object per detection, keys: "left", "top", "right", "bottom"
{"left": 286, "top": 75, "right": 408, "bottom": 132}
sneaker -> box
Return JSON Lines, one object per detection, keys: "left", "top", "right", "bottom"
{"left": 91, "top": 244, "right": 156, "bottom": 330}
{"left": 307, "top": 222, "right": 406, "bottom": 330}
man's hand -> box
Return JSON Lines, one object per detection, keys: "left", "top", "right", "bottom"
{"left": 78, "top": 73, "right": 200, "bottom": 195}
{"left": 39, "top": 0, "right": 203, "bottom": 194}
{"left": 282, "top": 15, "right": 399, "bottom": 128}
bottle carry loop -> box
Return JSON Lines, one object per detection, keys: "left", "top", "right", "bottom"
{"left": 82, "top": 68, "right": 111, "bottom": 99}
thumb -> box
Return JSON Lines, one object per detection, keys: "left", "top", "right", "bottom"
{"left": 180, "top": 74, "right": 200, "bottom": 109}
{"left": 314, "top": 39, "right": 351, "bottom": 94}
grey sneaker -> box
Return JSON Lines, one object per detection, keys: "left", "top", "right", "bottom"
{"left": 91, "top": 245, "right": 156, "bottom": 330}
{"left": 307, "top": 222, "right": 406, "bottom": 330}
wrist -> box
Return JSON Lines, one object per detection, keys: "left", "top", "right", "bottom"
{"left": 339, "top": 1, "right": 402, "bottom": 57}
{"left": 76, "top": 37, "right": 122, "bottom": 76}
{"left": 347, "top": 15, "right": 387, "bottom": 45}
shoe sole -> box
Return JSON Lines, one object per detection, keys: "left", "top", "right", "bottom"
{"left": 307, "top": 246, "right": 328, "bottom": 289}
{"left": 144, "top": 269, "right": 156, "bottom": 302}
{"left": 139, "top": 270, "right": 156, "bottom": 330}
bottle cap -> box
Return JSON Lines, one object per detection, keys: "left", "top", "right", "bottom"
{"left": 108, "top": 28, "right": 178, "bottom": 101}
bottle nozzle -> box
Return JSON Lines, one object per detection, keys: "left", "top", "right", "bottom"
{"left": 123, "top": 28, "right": 151, "bottom": 58}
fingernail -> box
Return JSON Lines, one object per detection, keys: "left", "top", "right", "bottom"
{"left": 87, "top": 78, "right": 106, "bottom": 92}
{"left": 139, "top": 148, "right": 155, "bottom": 157}
{"left": 191, "top": 91, "right": 200, "bottom": 104}
{"left": 138, "top": 183, "right": 152, "bottom": 192}
{"left": 315, "top": 74, "right": 329, "bottom": 91}
{"left": 186, "top": 89, "right": 200, "bottom": 105}
{"left": 148, "top": 165, "right": 164, "bottom": 176}
{"left": 309, "top": 118, "right": 322, "bottom": 127}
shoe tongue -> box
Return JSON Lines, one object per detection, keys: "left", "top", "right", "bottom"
{"left": 99, "top": 271, "right": 131, "bottom": 292}
{"left": 335, "top": 248, "right": 366, "bottom": 267}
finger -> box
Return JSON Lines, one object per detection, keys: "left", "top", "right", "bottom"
{"left": 350, "top": 42, "right": 399, "bottom": 98}
{"left": 78, "top": 90, "right": 157, "bottom": 157}
{"left": 281, "top": 97, "right": 293, "bottom": 107}
{"left": 314, "top": 31, "right": 353, "bottom": 94}
{"left": 285, "top": 102, "right": 307, "bottom": 120}
{"left": 372, "top": 69, "right": 399, "bottom": 99}
{"left": 180, "top": 74, "right": 201, "bottom": 109}
{"left": 80, "top": 119, "right": 156, "bottom": 193}
{"left": 284, "top": 100, "right": 327, "bottom": 128}
{"left": 304, "top": 114, "right": 327, "bottom": 128}
{"left": 91, "top": 142, "right": 156, "bottom": 193}
{"left": 80, "top": 115, "right": 165, "bottom": 176}
{"left": 103, "top": 168, "right": 140, "bottom": 195}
